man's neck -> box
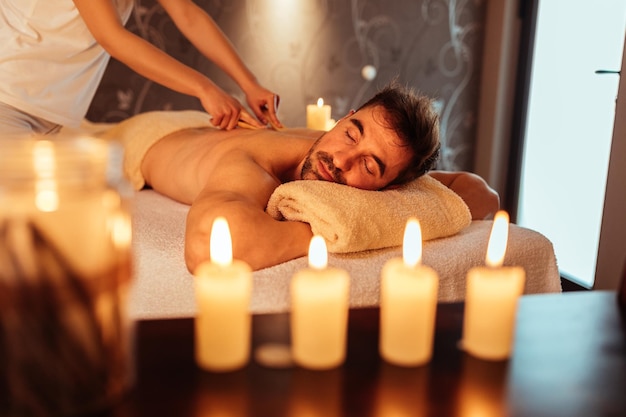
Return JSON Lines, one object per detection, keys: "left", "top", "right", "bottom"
{"left": 259, "top": 129, "right": 318, "bottom": 184}
{"left": 281, "top": 140, "right": 311, "bottom": 184}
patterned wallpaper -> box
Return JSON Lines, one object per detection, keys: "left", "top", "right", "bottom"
{"left": 87, "top": 0, "right": 486, "bottom": 171}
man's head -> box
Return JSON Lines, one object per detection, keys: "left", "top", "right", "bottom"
{"left": 299, "top": 82, "right": 440, "bottom": 190}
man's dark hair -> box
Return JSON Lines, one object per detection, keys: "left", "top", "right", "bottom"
{"left": 358, "top": 81, "right": 440, "bottom": 186}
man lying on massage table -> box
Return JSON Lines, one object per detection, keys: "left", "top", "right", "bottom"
{"left": 139, "top": 83, "right": 499, "bottom": 271}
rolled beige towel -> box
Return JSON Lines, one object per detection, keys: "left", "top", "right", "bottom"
{"left": 266, "top": 175, "right": 472, "bottom": 253}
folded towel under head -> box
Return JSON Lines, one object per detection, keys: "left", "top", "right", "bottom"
{"left": 266, "top": 175, "right": 471, "bottom": 253}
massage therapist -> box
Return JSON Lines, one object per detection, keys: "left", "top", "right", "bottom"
{"left": 0, "top": 0, "right": 281, "bottom": 135}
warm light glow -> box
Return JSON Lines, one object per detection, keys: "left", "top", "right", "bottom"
{"left": 403, "top": 217, "right": 422, "bottom": 267}
{"left": 33, "top": 141, "right": 58, "bottom": 212}
{"left": 35, "top": 182, "right": 59, "bottom": 212}
{"left": 308, "top": 235, "right": 328, "bottom": 270}
{"left": 317, "top": 97, "right": 324, "bottom": 107}
{"left": 210, "top": 217, "right": 232, "bottom": 267}
{"left": 33, "top": 140, "right": 55, "bottom": 172}
{"left": 486, "top": 210, "right": 510, "bottom": 267}
{"left": 111, "top": 212, "right": 132, "bottom": 249}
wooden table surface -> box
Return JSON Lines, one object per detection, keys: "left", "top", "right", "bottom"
{"left": 106, "top": 291, "right": 626, "bottom": 417}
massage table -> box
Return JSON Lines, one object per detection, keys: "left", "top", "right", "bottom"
{"left": 129, "top": 189, "right": 561, "bottom": 320}
{"left": 62, "top": 112, "right": 561, "bottom": 319}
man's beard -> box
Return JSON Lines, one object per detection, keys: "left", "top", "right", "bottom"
{"left": 300, "top": 139, "right": 346, "bottom": 184}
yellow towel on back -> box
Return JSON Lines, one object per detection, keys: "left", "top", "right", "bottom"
{"left": 266, "top": 175, "right": 471, "bottom": 253}
{"left": 97, "top": 110, "right": 214, "bottom": 190}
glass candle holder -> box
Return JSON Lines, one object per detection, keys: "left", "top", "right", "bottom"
{"left": 0, "top": 136, "right": 134, "bottom": 417}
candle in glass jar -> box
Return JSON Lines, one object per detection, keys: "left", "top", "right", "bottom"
{"left": 194, "top": 217, "right": 252, "bottom": 372}
{"left": 380, "top": 218, "right": 439, "bottom": 366}
{"left": 306, "top": 98, "right": 332, "bottom": 131}
{"left": 291, "top": 235, "right": 350, "bottom": 369}
{"left": 462, "top": 211, "right": 526, "bottom": 360}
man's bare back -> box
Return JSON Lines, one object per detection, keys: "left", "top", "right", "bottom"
{"left": 141, "top": 126, "right": 319, "bottom": 205}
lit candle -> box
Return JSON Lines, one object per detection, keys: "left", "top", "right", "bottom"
{"left": 290, "top": 235, "right": 350, "bottom": 369}
{"left": 306, "top": 98, "right": 332, "bottom": 131}
{"left": 379, "top": 218, "right": 439, "bottom": 366}
{"left": 194, "top": 217, "right": 252, "bottom": 372}
{"left": 462, "top": 211, "right": 526, "bottom": 360}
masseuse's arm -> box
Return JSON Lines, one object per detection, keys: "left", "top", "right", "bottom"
{"left": 184, "top": 154, "right": 312, "bottom": 272}
{"left": 73, "top": 0, "right": 262, "bottom": 129}
{"left": 428, "top": 171, "right": 500, "bottom": 220}
{"left": 158, "top": 0, "right": 282, "bottom": 128}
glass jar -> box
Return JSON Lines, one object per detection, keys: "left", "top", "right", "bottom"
{"left": 0, "top": 136, "right": 134, "bottom": 417}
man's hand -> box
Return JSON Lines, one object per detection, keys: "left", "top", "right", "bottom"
{"left": 428, "top": 171, "right": 500, "bottom": 220}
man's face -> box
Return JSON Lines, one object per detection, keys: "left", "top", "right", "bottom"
{"left": 300, "top": 105, "right": 413, "bottom": 190}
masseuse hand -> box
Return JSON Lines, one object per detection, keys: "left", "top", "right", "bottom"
{"left": 244, "top": 84, "right": 282, "bottom": 129}
{"left": 199, "top": 81, "right": 259, "bottom": 130}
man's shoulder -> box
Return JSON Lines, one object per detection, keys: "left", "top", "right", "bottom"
{"left": 237, "top": 130, "right": 313, "bottom": 179}
{"left": 226, "top": 128, "right": 314, "bottom": 157}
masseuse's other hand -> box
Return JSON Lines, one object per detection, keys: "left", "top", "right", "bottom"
{"left": 199, "top": 82, "right": 259, "bottom": 130}
{"left": 245, "top": 84, "right": 282, "bottom": 129}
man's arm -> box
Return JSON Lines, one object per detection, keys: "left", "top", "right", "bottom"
{"left": 428, "top": 171, "right": 500, "bottom": 220}
{"left": 184, "top": 152, "right": 313, "bottom": 272}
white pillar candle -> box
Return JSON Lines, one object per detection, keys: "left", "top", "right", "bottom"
{"left": 462, "top": 211, "right": 526, "bottom": 360}
{"left": 306, "top": 98, "right": 332, "bottom": 131}
{"left": 291, "top": 235, "right": 350, "bottom": 370}
{"left": 380, "top": 218, "right": 439, "bottom": 366}
{"left": 194, "top": 217, "right": 252, "bottom": 372}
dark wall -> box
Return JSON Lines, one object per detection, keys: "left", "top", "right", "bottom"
{"left": 87, "top": 0, "right": 486, "bottom": 171}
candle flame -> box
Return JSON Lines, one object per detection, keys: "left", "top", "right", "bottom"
{"left": 402, "top": 217, "right": 422, "bottom": 267}
{"left": 317, "top": 97, "right": 324, "bottom": 107}
{"left": 486, "top": 210, "right": 510, "bottom": 267}
{"left": 210, "top": 217, "right": 232, "bottom": 267}
{"left": 308, "top": 235, "right": 328, "bottom": 270}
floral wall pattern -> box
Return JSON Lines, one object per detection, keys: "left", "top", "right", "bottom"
{"left": 87, "top": 0, "right": 486, "bottom": 171}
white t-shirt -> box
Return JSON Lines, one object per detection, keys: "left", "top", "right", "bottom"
{"left": 0, "top": 0, "right": 134, "bottom": 127}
